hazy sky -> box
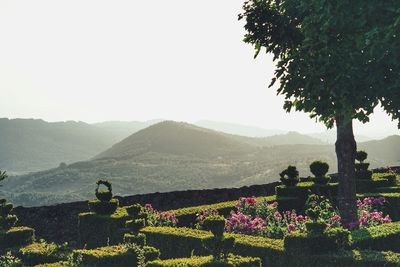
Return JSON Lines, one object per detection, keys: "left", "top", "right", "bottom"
{"left": 0, "top": 0, "right": 399, "bottom": 138}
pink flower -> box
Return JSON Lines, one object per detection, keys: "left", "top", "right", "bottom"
{"left": 144, "top": 204, "right": 154, "bottom": 211}
{"left": 383, "top": 215, "right": 392, "bottom": 224}
{"left": 274, "top": 211, "right": 282, "bottom": 220}
{"left": 287, "top": 224, "right": 296, "bottom": 232}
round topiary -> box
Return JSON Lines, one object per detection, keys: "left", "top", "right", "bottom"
{"left": 356, "top": 151, "right": 368, "bottom": 163}
{"left": 310, "top": 161, "right": 329, "bottom": 178}
{"left": 355, "top": 162, "right": 370, "bottom": 172}
{"left": 126, "top": 204, "right": 143, "bottom": 218}
{"left": 203, "top": 215, "right": 226, "bottom": 238}
{"left": 279, "top": 166, "right": 299, "bottom": 187}
{"left": 95, "top": 180, "right": 113, "bottom": 202}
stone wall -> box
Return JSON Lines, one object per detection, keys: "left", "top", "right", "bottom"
{"left": 13, "top": 182, "right": 279, "bottom": 246}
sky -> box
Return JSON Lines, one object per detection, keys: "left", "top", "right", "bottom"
{"left": 0, "top": 0, "right": 399, "bottom": 138}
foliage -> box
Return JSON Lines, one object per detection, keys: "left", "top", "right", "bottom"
{"left": 88, "top": 199, "right": 119, "bottom": 215}
{"left": 147, "top": 255, "right": 262, "bottom": 267}
{"left": 305, "top": 195, "right": 341, "bottom": 226}
{"left": 19, "top": 240, "right": 70, "bottom": 266}
{"left": 356, "top": 151, "right": 368, "bottom": 163}
{"left": 309, "top": 161, "right": 329, "bottom": 178}
{"left": 279, "top": 166, "right": 299, "bottom": 186}
{"left": 95, "top": 180, "right": 113, "bottom": 202}
{"left": 0, "top": 252, "right": 22, "bottom": 267}
{"left": 143, "top": 204, "right": 178, "bottom": 227}
{"left": 196, "top": 209, "right": 220, "bottom": 230}
{"left": 350, "top": 197, "right": 392, "bottom": 229}
{"left": 351, "top": 221, "right": 400, "bottom": 252}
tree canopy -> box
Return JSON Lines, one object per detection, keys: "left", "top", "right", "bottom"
{"left": 240, "top": 0, "right": 400, "bottom": 128}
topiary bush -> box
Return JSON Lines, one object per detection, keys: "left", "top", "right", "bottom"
{"left": 354, "top": 151, "right": 372, "bottom": 180}
{"left": 126, "top": 204, "right": 144, "bottom": 218}
{"left": 0, "top": 226, "right": 35, "bottom": 251}
{"left": 19, "top": 240, "right": 70, "bottom": 266}
{"left": 88, "top": 199, "right": 119, "bottom": 215}
{"left": 95, "top": 180, "right": 113, "bottom": 202}
{"left": 279, "top": 166, "right": 299, "bottom": 187}
{"left": 310, "top": 161, "right": 331, "bottom": 185}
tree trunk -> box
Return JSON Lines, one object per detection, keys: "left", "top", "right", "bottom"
{"left": 335, "top": 117, "right": 358, "bottom": 227}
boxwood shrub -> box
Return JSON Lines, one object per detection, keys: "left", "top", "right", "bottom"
{"left": 19, "top": 241, "right": 70, "bottom": 266}
{"left": 147, "top": 255, "right": 262, "bottom": 267}
{"left": 351, "top": 221, "right": 400, "bottom": 252}
{"left": 141, "top": 226, "right": 400, "bottom": 267}
{"left": 78, "top": 207, "right": 129, "bottom": 248}
{"left": 0, "top": 226, "right": 35, "bottom": 251}
{"left": 73, "top": 245, "right": 141, "bottom": 267}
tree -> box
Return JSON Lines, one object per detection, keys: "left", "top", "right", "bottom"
{"left": 240, "top": 0, "right": 400, "bottom": 226}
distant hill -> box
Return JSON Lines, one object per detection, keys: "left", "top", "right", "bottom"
{"left": 92, "top": 120, "right": 162, "bottom": 141}
{"left": 96, "top": 121, "right": 253, "bottom": 160}
{"left": 195, "top": 120, "right": 286, "bottom": 137}
{"left": 0, "top": 118, "right": 120, "bottom": 174}
{"left": 3, "top": 121, "right": 399, "bottom": 207}
{"left": 0, "top": 118, "right": 160, "bottom": 174}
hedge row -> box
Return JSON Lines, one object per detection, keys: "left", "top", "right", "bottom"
{"left": 141, "top": 226, "right": 400, "bottom": 267}
{"left": 0, "top": 226, "right": 35, "bottom": 251}
{"left": 73, "top": 245, "right": 141, "bottom": 267}
{"left": 19, "top": 241, "right": 69, "bottom": 266}
{"left": 167, "top": 196, "right": 276, "bottom": 227}
{"left": 147, "top": 255, "right": 262, "bottom": 267}
{"left": 351, "top": 221, "right": 400, "bottom": 252}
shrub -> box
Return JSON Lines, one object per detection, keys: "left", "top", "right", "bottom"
{"left": 310, "top": 161, "right": 329, "bottom": 177}
{"left": 356, "top": 151, "right": 368, "bottom": 163}
{"left": 0, "top": 252, "right": 22, "bottom": 267}
{"left": 0, "top": 226, "right": 35, "bottom": 250}
{"left": 78, "top": 208, "right": 129, "bottom": 248}
{"left": 95, "top": 180, "right": 113, "bottom": 202}
{"left": 19, "top": 240, "right": 70, "bottom": 266}
{"left": 196, "top": 209, "right": 220, "bottom": 230}
{"left": 124, "top": 233, "right": 146, "bottom": 247}
{"left": 88, "top": 199, "right": 119, "bottom": 215}
{"left": 203, "top": 215, "right": 226, "bottom": 238}
{"left": 279, "top": 166, "right": 299, "bottom": 186}
{"left": 73, "top": 245, "right": 142, "bottom": 267}
{"left": 284, "top": 227, "right": 351, "bottom": 254}
{"left": 126, "top": 219, "right": 146, "bottom": 234}
{"left": 126, "top": 204, "right": 143, "bottom": 218}
{"left": 147, "top": 255, "right": 262, "bottom": 267}
{"left": 0, "top": 203, "right": 13, "bottom": 217}
{"left": 144, "top": 204, "right": 178, "bottom": 227}
{"left": 0, "top": 215, "right": 18, "bottom": 231}
{"left": 351, "top": 221, "right": 400, "bottom": 252}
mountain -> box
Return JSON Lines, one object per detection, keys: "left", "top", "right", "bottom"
{"left": 96, "top": 121, "right": 253, "bottom": 160}
{"left": 310, "top": 129, "right": 373, "bottom": 144}
{"left": 358, "top": 135, "right": 400, "bottom": 166}
{"left": 0, "top": 118, "right": 161, "bottom": 174}
{"left": 92, "top": 120, "right": 162, "bottom": 141}
{"left": 195, "top": 120, "right": 286, "bottom": 137}
{"left": 3, "top": 121, "right": 399, "bottom": 207}
{"left": 0, "top": 118, "right": 119, "bottom": 174}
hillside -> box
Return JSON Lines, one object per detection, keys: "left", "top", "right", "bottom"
{"left": 0, "top": 118, "right": 120, "bottom": 174}
{"left": 2, "top": 121, "right": 399, "bottom": 207}
{"left": 0, "top": 118, "right": 160, "bottom": 174}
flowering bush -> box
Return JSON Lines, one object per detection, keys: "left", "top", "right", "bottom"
{"left": 224, "top": 195, "right": 392, "bottom": 238}
{"left": 349, "top": 197, "right": 392, "bottom": 229}
{"left": 227, "top": 199, "right": 307, "bottom": 238}
{"left": 143, "top": 204, "right": 178, "bottom": 227}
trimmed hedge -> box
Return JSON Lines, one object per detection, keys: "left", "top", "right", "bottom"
{"left": 276, "top": 182, "right": 338, "bottom": 199}
{"left": 147, "top": 255, "right": 262, "bottom": 267}
{"left": 78, "top": 207, "right": 129, "bottom": 248}
{"left": 168, "top": 196, "right": 276, "bottom": 227}
{"left": 19, "top": 241, "right": 69, "bottom": 266}
{"left": 351, "top": 221, "right": 400, "bottom": 252}
{"left": 73, "top": 245, "right": 141, "bottom": 267}
{"left": 33, "top": 262, "right": 66, "bottom": 267}
{"left": 88, "top": 198, "right": 119, "bottom": 215}
{"left": 141, "top": 226, "right": 400, "bottom": 267}
{"left": 0, "top": 226, "right": 35, "bottom": 250}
